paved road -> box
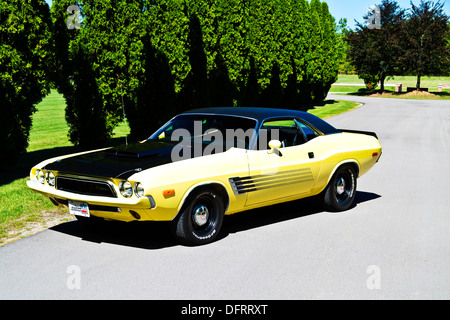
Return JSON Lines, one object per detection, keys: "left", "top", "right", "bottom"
{"left": 1, "top": 95, "right": 449, "bottom": 300}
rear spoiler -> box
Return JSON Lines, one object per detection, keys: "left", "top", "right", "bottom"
{"left": 338, "top": 129, "right": 378, "bottom": 140}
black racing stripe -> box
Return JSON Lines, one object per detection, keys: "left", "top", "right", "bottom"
{"left": 233, "top": 179, "right": 255, "bottom": 186}
{"left": 235, "top": 175, "right": 313, "bottom": 189}
{"left": 250, "top": 172, "right": 313, "bottom": 183}
{"left": 232, "top": 176, "right": 252, "bottom": 182}
{"left": 253, "top": 176, "right": 313, "bottom": 189}
{"left": 44, "top": 141, "right": 175, "bottom": 180}
{"left": 229, "top": 168, "right": 314, "bottom": 195}
{"left": 233, "top": 168, "right": 312, "bottom": 183}
{"left": 249, "top": 168, "right": 312, "bottom": 180}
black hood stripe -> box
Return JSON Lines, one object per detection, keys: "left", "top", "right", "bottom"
{"left": 44, "top": 141, "right": 175, "bottom": 180}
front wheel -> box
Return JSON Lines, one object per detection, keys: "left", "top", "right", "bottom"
{"left": 172, "top": 189, "right": 224, "bottom": 246}
{"left": 321, "top": 164, "right": 357, "bottom": 212}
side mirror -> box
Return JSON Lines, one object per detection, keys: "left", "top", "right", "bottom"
{"left": 268, "top": 140, "right": 281, "bottom": 154}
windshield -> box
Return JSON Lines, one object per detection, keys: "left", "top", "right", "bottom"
{"left": 149, "top": 114, "right": 258, "bottom": 150}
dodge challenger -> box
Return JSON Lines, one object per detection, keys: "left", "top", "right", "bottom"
{"left": 27, "top": 107, "right": 382, "bottom": 245}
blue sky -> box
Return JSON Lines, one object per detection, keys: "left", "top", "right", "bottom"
{"left": 45, "top": 0, "right": 449, "bottom": 30}
{"left": 327, "top": 0, "right": 450, "bottom": 29}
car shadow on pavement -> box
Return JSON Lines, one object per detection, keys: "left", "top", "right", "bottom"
{"left": 50, "top": 190, "right": 380, "bottom": 249}
{"left": 50, "top": 219, "right": 178, "bottom": 249}
{"left": 219, "top": 190, "right": 380, "bottom": 239}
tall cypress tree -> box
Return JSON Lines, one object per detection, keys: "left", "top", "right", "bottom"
{"left": 52, "top": 0, "right": 146, "bottom": 148}
{"left": 178, "top": 13, "right": 209, "bottom": 110}
{"left": 144, "top": 0, "right": 190, "bottom": 94}
{"left": 129, "top": 34, "right": 177, "bottom": 140}
{"left": 213, "top": 0, "right": 249, "bottom": 106}
{"left": 315, "top": 2, "right": 340, "bottom": 102}
{"left": 0, "top": 0, "right": 54, "bottom": 165}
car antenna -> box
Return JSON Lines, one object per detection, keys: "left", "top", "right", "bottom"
{"left": 120, "top": 81, "right": 128, "bottom": 146}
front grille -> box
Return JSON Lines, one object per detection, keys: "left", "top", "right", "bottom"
{"left": 56, "top": 176, "right": 117, "bottom": 198}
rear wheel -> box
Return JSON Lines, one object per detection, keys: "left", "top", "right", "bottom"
{"left": 321, "top": 164, "right": 357, "bottom": 212}
{"left": 172, "top": 188, "right": 224, "bottom": 246}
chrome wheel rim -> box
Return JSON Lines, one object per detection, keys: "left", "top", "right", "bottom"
{"left": 192, "top": 204, "right": 209, "bottom": 227}
{"left": 334, "top": 169, "right": 354, "bottom": 205}
{"left": 336, "top": 177, "right": 346, "bottom": 195}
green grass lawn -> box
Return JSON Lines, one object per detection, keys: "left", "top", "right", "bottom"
{"left": 27, "top": 91, "right": 72, "bottom": 152}
{"left": 330, "top": 85, "right": 373, "bottom": 93}
{"left": 0, "top": 90, "right": 359, "bottom": 244}
{"left": 332, "top": 75, "right": 450, "bottom": 99}
{"left": 336, "top": 74, "right": 450, "bottom": 88}
{"left": 307, "top": 99, "right": 361, "bottom": 119}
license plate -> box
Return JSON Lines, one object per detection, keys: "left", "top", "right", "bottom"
{"left": 68, "top": 200, "right": 90, "bottom": 217}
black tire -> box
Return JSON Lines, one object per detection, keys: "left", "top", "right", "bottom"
{"left": 172, "top": 188, "right": 224, "bottom": 246}
{"left": 321, "top": 164, "right": 357, "bottom": 212}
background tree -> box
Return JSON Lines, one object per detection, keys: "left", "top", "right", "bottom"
{"left": 242, "top": 0, "right": 340, "bottom": 106}
{"left": 64, "top": 41, "right": 107, "bottom": 149}
{"left": 336, "top": 18, "right": 355, "bottom": 74}
{"left": 48, "top": 0, "right": 343, "bottom": 148}
{"left": 52, "top": 0, "right": 145, "bottom": 148}
{"left": 144, "top": 0, "right": 190, "bottom": 95}
{"left": 240, "top": 56, "right": 260, "bottom": 107}
{"left": 0, "top": 0, "right": 54, "bottom": 166}
{"left": 401, "top": 0, "right": 450, "bottom": 90}
{"left": 128, "top": 34, "right": 177, "bottom": 140}
{"left": 213, "top": 0, "right": 249, "bottom": 106}
{"left": 345, "top": 0, "right": 405, "bottom": 92}
{"left": 178, "top": 13, "right": 209, "bottom": 110}
{"left": 50, "top": 0, "right": 78, "bottom": 94}
{"left": 309, "top": 0, "right": 340, "bottom": 103}
{"left": 208, "top": 52, "right": 235, "bottom": 107}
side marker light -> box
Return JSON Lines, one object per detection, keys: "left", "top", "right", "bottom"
{"left": 163, "top": 189, "right": 175, "bottom": 197}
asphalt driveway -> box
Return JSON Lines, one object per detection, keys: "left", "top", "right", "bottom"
{"left": 1, "top": 94, "right": 449, "bottom": 300}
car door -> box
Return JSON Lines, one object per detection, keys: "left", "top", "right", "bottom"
{"left": 242, "top": 118, "right": 322, "bottom": 207}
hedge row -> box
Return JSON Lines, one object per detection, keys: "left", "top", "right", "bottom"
{"left": 1, "top": 0, "right": 341, "bottom": 161}
{"left": 53, "top": 0, "right": 341, "bottom": 146}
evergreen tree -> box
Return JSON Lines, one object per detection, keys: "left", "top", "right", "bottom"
{"left": 208, "top": 52, "right": 235, "bottom": 107}
{"left": 52, "top": 0, "right": 145, "bottom": 148}
{"left": 213, "top": 0, "right": 249, "bottom": 106}
{"left": 144, "top": 0, "right": 190, "bottom": 94}
{"left": 64, "top": 41, "right": 107, "bottom": 149}
{"left": 48, "top": 0, "right": 344, "bottom": 147}
{"left": 129, "top": 34, "right": 177, "bottom": 140}
{"left": 307, "top": 0, "right": 340, "bottom": 103}
{"left": 177, "top": 13, "right": 208, "bottom": 110}
{"left": 0, "top": 0, "right": 54, "bottom": 165}
{"left": 240, "top": 56, "right": 260, "bottom": 107}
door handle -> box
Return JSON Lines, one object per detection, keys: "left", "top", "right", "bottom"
{"left": 308, "top": 152, "right": 314, "bottom": 159}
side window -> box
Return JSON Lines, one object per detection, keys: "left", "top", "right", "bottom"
{"left": 296, "top": 120, "right": 319, "bottom": 141}
{"left": 259, "top": 119, "right": 306, "bottom": 149}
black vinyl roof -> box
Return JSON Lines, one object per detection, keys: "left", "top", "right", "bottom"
{"left": 183, "top": 107, "right": 341, "bottom": 135}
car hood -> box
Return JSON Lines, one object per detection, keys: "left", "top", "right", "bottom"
{"left": 43, "top": 140, "right": 176, "bottom": 180}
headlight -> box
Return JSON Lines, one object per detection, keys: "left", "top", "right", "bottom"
{"left": 46, "top": 171, "right": 55, "bottom": 187}
{"left": 36, "top": 169, "right": 45, "bottom": 184}
{"left": 119, "top": 181, "right": 133, "bottom": 198}
{"left": 134, "top": 182, "right": 145, "bottom": 198}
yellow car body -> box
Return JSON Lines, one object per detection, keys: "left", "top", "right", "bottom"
{"left": 27, "top": 107, "right": 381, "bottom": 245}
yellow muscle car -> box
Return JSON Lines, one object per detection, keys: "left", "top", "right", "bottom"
{"left": 27, "top": 107, "right": 382, "bottom": 245}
